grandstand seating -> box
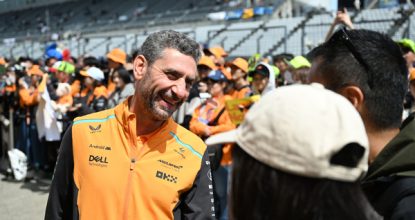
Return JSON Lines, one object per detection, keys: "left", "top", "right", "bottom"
{"left": 0, "top": 1, "right": 413, "bottom": 59}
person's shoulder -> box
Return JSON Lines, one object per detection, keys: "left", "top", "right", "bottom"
{"left": 172, "top": 123, "right": 207, "bottom": 154}
{"left": 73, "top": 108, "right": 116, "bottom": 127}
{"left": 384, "top": 177, "right": 415, "bottom": 218}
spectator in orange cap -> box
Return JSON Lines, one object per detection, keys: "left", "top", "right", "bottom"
{"left": 204, "top": 46, "right": 232, "bottom": 80}
{"left": 180, "top": 55, "right": 216, "bottom": 128}
{"left": 106, "top": 48, "right": 127, "bottom": 95}
{"left": 177, "top": 55, "right": 215, "bottom": 129}
{"left": 229, "top": 57, "right": 251, "bottom": 99}
{"left": 17, "top": 65, "right": 46, "bottom": 174}
{"left": 19, "top": 65, "right": 44, "bottom": 108}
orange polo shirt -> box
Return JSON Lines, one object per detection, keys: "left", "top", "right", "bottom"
{"left": 44, "top": 98, "right": 215, "bottom": 219}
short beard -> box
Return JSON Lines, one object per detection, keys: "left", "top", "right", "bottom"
{"left": 139, "top": 73, "right": 181, "bottom": 121}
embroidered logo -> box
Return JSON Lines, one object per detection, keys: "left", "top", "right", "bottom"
{"left": 89, "top": 124, "right": 101, "bottom": 133}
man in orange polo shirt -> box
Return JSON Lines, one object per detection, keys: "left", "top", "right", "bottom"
{"left": 46, "top": 30, "right": 215, "bottom": 220}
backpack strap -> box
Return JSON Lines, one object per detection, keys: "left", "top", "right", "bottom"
{"left": 208, "top": 107, "right": 226, "bottom": 126}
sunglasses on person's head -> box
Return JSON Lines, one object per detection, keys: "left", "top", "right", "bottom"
{"left": 330, "top": 27, "right": 373, "bottom": 89}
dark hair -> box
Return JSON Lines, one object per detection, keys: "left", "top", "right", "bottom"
{"left": 308, "top": 29, "right": 407, "bottom": 129}
{"left": 83, "top": 56, "right": 100, "bottom": 68}
{"left": 230, "top": 145, "right": 379, "bottom": 220}
{"left": 273, "top": 53, "right": 294, "bottom": 62}
{"left": 140, "top": 30, "right": 201, "bottom": 66}
{"left": 130, "top": 48, "right": 141, "bottom": 62}
{"left": 116, "top": 68, "right": 132, "bottom": 84}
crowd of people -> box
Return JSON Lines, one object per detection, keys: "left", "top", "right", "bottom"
{"left": 0, "top": 8, "right": 414, "bottom": 220}
{"left": 0, "top": 46, "right": 136, "bottom": 178}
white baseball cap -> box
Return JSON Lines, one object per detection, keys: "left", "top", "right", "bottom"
{"left": 80, "top": 66, "right": 104, "bottom": 81}
{"left": 205, "top": 83, "right": 369, "bottom": 182}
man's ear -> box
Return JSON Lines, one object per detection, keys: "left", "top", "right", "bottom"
{"left": 338, "top": 85, "right": 365, "bottom": 112}
{"left": 133, "top": 55, "right": 147, "bottom": 81}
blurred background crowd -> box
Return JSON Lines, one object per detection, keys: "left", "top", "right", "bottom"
{"left": 1, "top": 0, "right": 415, "bottom": 219}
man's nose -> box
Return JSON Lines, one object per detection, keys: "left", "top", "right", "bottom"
{"left": 172, "top": 79, "right": 188, "bottom": 100}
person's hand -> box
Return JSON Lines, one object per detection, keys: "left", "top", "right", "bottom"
{"left": 334, "top": 8, "right": 353, "bottom": 29}
{"left": 68, "top": 103, "right": 82, "bottom": 112}
{"left": 202, "top": 127, "right": 211, "bottom": 137}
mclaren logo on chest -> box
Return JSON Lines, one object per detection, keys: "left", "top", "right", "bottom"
{"left": 158, "top": 159, "right": 183, "bottom": 171}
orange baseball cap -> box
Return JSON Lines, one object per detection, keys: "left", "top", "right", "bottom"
{"left": 207, "top": 46, "right": 228, "bottom": 59}
{"left": 107, "top": 48, "right": 127, "bottom": 65}
{"left": 198, "top": 56, "right": 217, "bottom": 70}
{"left": 231, "top": 57, "right": 248, "bottom": 73}
{"left": 27, "top": 65, "right": 44, "bottom": 76}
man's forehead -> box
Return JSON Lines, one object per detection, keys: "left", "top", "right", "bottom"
{"left": 157, "top": 49, "right": 197, "bottom": 76}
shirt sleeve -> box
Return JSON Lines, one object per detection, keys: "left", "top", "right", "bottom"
{"left": 44, "top": 126, "right": 79, "bottom": 220}
{"left": 174, "top": 149, "right": 216, "bottom": 220}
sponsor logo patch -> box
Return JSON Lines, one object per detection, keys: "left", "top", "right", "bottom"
{"left": 89, "top": 124, "right": 101, "bottom": 133}
{"left": 88, "top": 154, "right": 109, "bottom": 167}
{"left": 89, "top": 144, "right": 111, "bottom": 151}
{"left": 174, "top": 147, "right": 186, "bottom": 159}
{"left": 155, "top": 170, "right": 178, "bottom": 183}
{"left": 158, "top": 159, "right": 183, "bottom": 171}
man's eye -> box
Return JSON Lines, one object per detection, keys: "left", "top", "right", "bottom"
{"left": 166, "top": 72, "right": 178, "bottom": 80}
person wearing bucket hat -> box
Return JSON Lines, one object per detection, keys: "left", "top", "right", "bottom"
{"left": 107, "top": 48, "right": 127, "bottom": 95}
{"left": 206, "top": 84, "right": 380, "bottom": 220}
{"left": 289, "top": 55, "right": 311, "bottom": 84}
{"left": 17, "top": 64, "right": 47, "bottom": 175}
{"left": 248, "top": 62, "right": 276, "bottom": 96}
{"left": 229, "top": 57, "right": 251, "bottom": 99}
{"left": 204, "top": 46, "right": 232, "bottom": 80}
{"left": 309, "top": 28, "right": 415, "bottom": 219}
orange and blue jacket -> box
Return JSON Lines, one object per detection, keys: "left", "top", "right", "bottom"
{"left": 45, "top": 98, "right": 215, "bottom": 220}
{"left": 230, "top": 85, "right": 251, "bottom": 99}
{"left": 189, "top": 95, "right": 235, "bottom": 137}
{"left": 189, "top": 95, "right": 235, "bottom": 166}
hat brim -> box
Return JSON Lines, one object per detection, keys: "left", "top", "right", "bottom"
{"left": 231, "top": 63, "right": 248, "bottom": 74}
{"left": 80, "top": 70, "right": 89, "bottom": 77}
{"left": 205, "top": 130, "right": 237, "bottom": 146}
{"left": 107, "top": 54, "right": 126, "bottom": 65}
